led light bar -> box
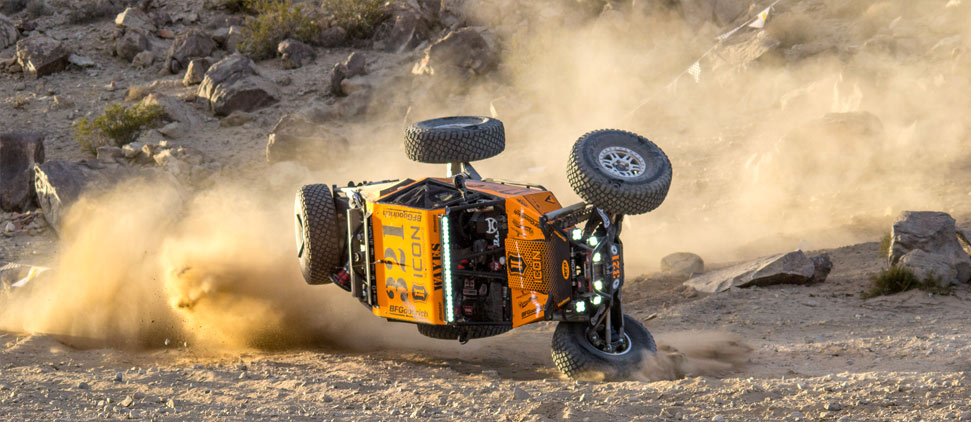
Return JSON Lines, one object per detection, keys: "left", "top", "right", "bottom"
{"left": 593, "top": 252, "right": 602, "bottom": 262}
{"left": 442, "top": 215, "right": 454, "bottom": 323}
{"left": 593, "top": 279, "right": 604, "bottom": 291}
{"left": 592, "top": 295, "right": 602, "bottom": 305}
{"left": 575, "top": 301, "right": 586, "bottom": 313}
{"left": 588, "top": 237, "right": 599, "bottom": 246}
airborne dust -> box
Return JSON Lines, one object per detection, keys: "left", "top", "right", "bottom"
{"left": 1, "top": 0, "right": 968, "bottom": 381}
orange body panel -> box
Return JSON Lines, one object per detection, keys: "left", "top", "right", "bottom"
{"left": 505, "top": 191, "right": 563, "bottom": 327}
{"left": 371, "top": 203, "right": 445, "bottom": 324}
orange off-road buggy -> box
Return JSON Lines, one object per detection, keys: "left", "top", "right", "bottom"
{"left": 294, "top": 117, "right": 672, "bottom": 380}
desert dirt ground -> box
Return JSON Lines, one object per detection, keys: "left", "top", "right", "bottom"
{"left": 1, "top": 0, "right": 971, "bottom": 421}
{"left": 2, "top": 241, "right": 971, "bottom": 421}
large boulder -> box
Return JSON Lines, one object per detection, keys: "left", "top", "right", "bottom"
{"left": 376, "top": 7, "right": 431, "bottom": 53}
{"left": 138, "top": 93, "right": 198, "bottom": 126}
{"left": 0, "top": 132, "right": 44, "bottom": 212}
{"left": 165, "top": 29, "right": 216, "bottom": 73}
{"left": 115, "top": 7, "right": 156, "bottom": 35}
{"left": 278, "top": 38, "right": 315, "bottom": 69}
{"left": 661, "top": 252, "right": 704, "bottom": 276}
{"left": 413, "top": 26, "right": 499, "bottom": 78}
{"left": 328, "top": 52, "right": 366, "bottom": 96}
{"left": 0, "top": 13, "right": 17, "bottom": 49}
{"left": 890, "top": 211, "right": 971, "bottom": 287}
{"left": 183, "top": 58, "right": 211, "bottom": 86}
{"left": 684, "top": 250, "right": 817, "bottom": 293}
{"left": 115, "top": 30, "right": 151, "bottom": 62}
{"left": 33, "top": 161, "right": 133, "bottom": 233}
{"left": 265, "top": 114, "right": 349, "bottom": 166}
{"left": 16, "top": 36, "right": 70, "bottom": 79}
{"left": 197, "top": 54, "right": 278, "bottom": 116}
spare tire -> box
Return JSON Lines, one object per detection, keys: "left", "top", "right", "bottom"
{"left": 404, "top": 116, "right": 505, "bottom": 163}
{"left": 567, "top": 129, "right": 672, "bottom": 215}
{"left": 294, "top": 184, "right": 342, "bottom": 285}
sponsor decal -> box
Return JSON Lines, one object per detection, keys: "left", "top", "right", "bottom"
{"left": 561, "top": 259, "right": 570, "bottom": 279}
{"left": 382, "top": 209, "right": 423, "bottom": 222}
{"left": 411, "top": 285, "right": 428, "bottom": 302}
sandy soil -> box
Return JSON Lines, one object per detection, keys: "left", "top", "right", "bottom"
{"left": 3, "top": 241, "right": 970, "bottom": 421}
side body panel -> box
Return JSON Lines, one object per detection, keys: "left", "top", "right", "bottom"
{"left": 371, "top": 203, "right": 445, "bottom": 324}
{"left": 505, "top": 191, "right": 564, "bottom": 327}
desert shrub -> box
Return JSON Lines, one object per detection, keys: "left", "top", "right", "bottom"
{"left": 878, "top": 233, "right": 891, "bottom": 257}
{"left": 321, "top": 0, "right": 389, "bottom": 39}
{"left": 861, "top": 265, "right": 951, "bottom": 299}
{"left": 238, "top": 0, "right": 321, "bottom": 60}
{"left": 72, "top": 103, "right": 164, "bottom": 155}
{"left": 5, "top": 93, "right": 31, "bottom": 109}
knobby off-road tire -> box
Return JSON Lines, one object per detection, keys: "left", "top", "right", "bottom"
{"left": 551, "top": 314, "right": 657, "bottom": 381}
{"left": 416, "top": 324, "right": 511, "bottom": 340}
{"left": 567, "top": 129, "right": 672, "bottom": 215}
{"left": 404, "top": 116, "right": 505, "bottom": 163}
{"left": 294, "top": 184, "right": 342, "bottom": 285}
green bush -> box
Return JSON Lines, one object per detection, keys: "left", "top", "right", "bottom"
{"left": 238, "top": 0, "right": 321, "bottom": 60}
{"left": 861, "top": 265, "right": 951, "bottom": 299}
{"left": 878, "top": 233, "right": 892, "bottom": 257}
{"left": 321, "top": 0, "right": 389, "bottom": 39}
{"left": 72, "top": 103, "right": 164, "bottom": 155}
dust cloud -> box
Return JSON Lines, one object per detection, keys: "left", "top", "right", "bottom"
{"left": 366, "top": 0, "right": 971, "bottom": 271}
{"left": 638, "top": 331, "right": 753, "bottom": 381}
{"left": 0, "top": 173, "right": 415, "bottom": 351}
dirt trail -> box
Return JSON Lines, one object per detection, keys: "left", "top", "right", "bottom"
{"left": 3, "top": 241, "right": 971, "bottom": 421}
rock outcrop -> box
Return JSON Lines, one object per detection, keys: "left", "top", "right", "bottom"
{"left": 16, "top": 36, "right": 70, "bottom": 79}
{"left": 684, "top": 250, "right": 829, "bottom": 293}
{"left": 197, "top": 54, "right": 278, "bottom": 116}
{"left": 890, "top": 211, "right": 971, "bottom": 287}
{"left": 0, "top": 132, "right": 45, "bottom": 212}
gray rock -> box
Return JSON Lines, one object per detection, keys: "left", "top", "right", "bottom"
{"left": 33, "top": 161, "right": 134, "bottom": 233}
{"left": 115, "top": 30, "right": 150, "bottom": 62}
{"left": 198, "top": 54, "right": 278, "bottom": 116}
{"left": 16, "top": 36, "right": 69, "bottom": 79}
{"left": 119, "top": 395, "right": 134, "bottom": 408}
{"left": 809, "top": 253, "right": 833, "bottom": 283}
{"left": 512, "top": 386, "right": 531, "bottom": 401}
{"left": 114, "top": 371, "right": 123, "bottom": 382}
{"left": 183, "top": 58, "right": 210, "bottom": 86}
{"left": 138, "top": 93, "right": 197, "bottom": 126}
{"left": 661, "top": 252, "right": 704, "bottom": 275}
{"left": 77, "top": 381, "right": 89, "bottom": 389}
{"left": 890, "top": 211, "right": 971, "bottom": 286}
{"left": 684, "top": 250, "right": 815, "bottom": 293}
{"left": 328, "top": 52, "right": 366, "bottom": 96}
{"left": 131, "top": 51, "right": 154, "bottom": 68}
{"left": 219, "top": 110, "right": 254, "bottom": 127}
{"left": 316, "top": 26, "right": 346, "bottom": 48}
{"left": 165, "top": 29, "right": 216, "bottom": 73}
{"left": 824, "top": 401, "right": 842, "bottom": 411}
{"left": 413, "top": 26, "right": 499, "bottom": 78}
{"left": 266, "top": 114, "right": 349, "bottom": 166}
{"left": 68, "top": 54, "right": 95, "bottom": 68}
{"left": 0, "top": 13, "right": 18, "bottom": 49}
{"left": 278, "top": 38, "right": 315, "bottom": 69}
{"left": 0, "top": 132, "right": 45, "bottom": 212}
{"left": 379, "top": 8, "right": 429, "bottom": 53}
{"left": 115, "top": 7, "right": 156, "bottom": 35}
